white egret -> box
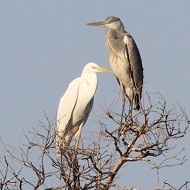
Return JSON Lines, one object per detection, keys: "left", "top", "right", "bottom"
{"left": 55, "top": 63, "right": 110, "bottom": 154}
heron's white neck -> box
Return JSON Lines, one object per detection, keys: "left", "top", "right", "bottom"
{"left": 106, "top": 28, "right": 125, "bottom": 39}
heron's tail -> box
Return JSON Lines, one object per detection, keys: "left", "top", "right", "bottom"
{"left": 133, "top": 93, "right": 141, "bottom": 110}
{"left": 125, "top": 87, "right": 141, "bottom": 110}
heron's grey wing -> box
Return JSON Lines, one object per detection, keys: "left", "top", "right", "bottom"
{"left": 56, "top": 78, "right": 80, "bottom": 133}
{"left": 123, "top": 33, "right": 143, "bottom": 91}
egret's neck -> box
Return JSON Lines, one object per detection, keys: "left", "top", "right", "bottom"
{"left": 81, "top": 71, "right": 97, "bottom": 83}
{"left": 82, "top": 73, "right": 98, "bottom": 96}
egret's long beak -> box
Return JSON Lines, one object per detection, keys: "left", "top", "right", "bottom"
{"left": 87, "top": 21, "right": 106, "bottom": 27}
{"left": 93, "top": 66, "right": 112, "bottom": 73}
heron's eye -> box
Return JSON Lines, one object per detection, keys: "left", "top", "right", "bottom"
{"left": 107, "top": 19, "right": 119, "bottom": 24}
{"left": 107, "top": 20, "right": 113, "bottom": 24}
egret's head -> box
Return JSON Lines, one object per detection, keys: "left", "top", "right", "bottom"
{"left": 82, "top": 63, "right": 111, "bottom": 76}
{"left": 87, "top": 16, "right": 124, "bottom": 30}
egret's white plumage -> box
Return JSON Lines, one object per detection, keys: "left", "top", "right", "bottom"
{"left": 55, "top": 63, "right": 109, "bottom": 154}
{"left": 87, "top": 16, "right": 144, "bottom": 110}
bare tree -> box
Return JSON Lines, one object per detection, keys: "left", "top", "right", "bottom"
{"left": 0, "top": 94, "right": 189, "bottom": 190}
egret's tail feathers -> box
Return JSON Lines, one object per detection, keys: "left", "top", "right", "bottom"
{"left": 55, "top": 131, "right": 71, "bottom": 155}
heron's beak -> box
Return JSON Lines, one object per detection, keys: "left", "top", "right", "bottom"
{"left": 93, "top": 66, "right": 112, "bottom": 73}
{"left": 87, "top": 21, "right": 106, "bottom": 27}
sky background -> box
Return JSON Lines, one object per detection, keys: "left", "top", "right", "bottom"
{"left": 0, "top": 0, "right": 190, "bottom": 189}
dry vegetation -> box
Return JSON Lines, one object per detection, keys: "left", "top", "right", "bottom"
{"left": 0, "top": 94, "right": 189, "bottom": 190}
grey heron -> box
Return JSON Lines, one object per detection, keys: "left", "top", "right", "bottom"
{"left": 56, "top": 63, "right": 110, "bottom": 155}
{"left": 87, "top": 16, "right": 143, "bottom": 110}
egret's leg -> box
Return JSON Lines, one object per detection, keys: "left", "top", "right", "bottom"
{"left": 60, "top": 153, "right": 63, "bottom": 166}
{"left": 140, "top": 134, "right": 147, "bottom": 147}
{"left": 74, "top": 125, "right": 83, "bottom": 152}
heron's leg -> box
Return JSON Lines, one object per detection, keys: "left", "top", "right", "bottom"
{"left": 129, "top": 100, "right": 133, "bottom": 117}
{"left": 120, "top": 94, "right": 133, "bottom": 136}
{"left": 127, "top": 95, "right": 134, "bottom": 133}
{"left": 121, "top": 93, "right": 126, "bottom": 122}
{"left": 118, "top": 91, "right": 126, "bottom": 137}
{"left": 120, "top": 85, "right": 126, "bottom": 123}
{"left": 129, "top": 90, "right": 134, "bottom": 116}
{"left": 120, "top": 100, "right": 133, "bottom": 135}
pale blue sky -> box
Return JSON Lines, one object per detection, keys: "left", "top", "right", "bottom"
{"left": 0, "top": 1, "right": 190, "bottom": 189}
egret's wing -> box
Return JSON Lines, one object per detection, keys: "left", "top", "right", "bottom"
{"left": 73, "top": 97, "right": 94, "bottom": 138}
{"left": 56, "top": 78, "right": 80, "bottom": 133}
{"left": 82, "top": 97, "right": 94, "bottom": 125}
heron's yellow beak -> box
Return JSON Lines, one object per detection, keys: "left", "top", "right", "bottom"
{"left": 93, "top": 66, "right": 112, "bottom": 73}
{"left": 87, "top": 21, "right": 106, "bottom": 27}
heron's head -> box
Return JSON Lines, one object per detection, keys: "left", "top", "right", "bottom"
{"left": 87, "top": 16, "right": 124, "bottom": 30}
